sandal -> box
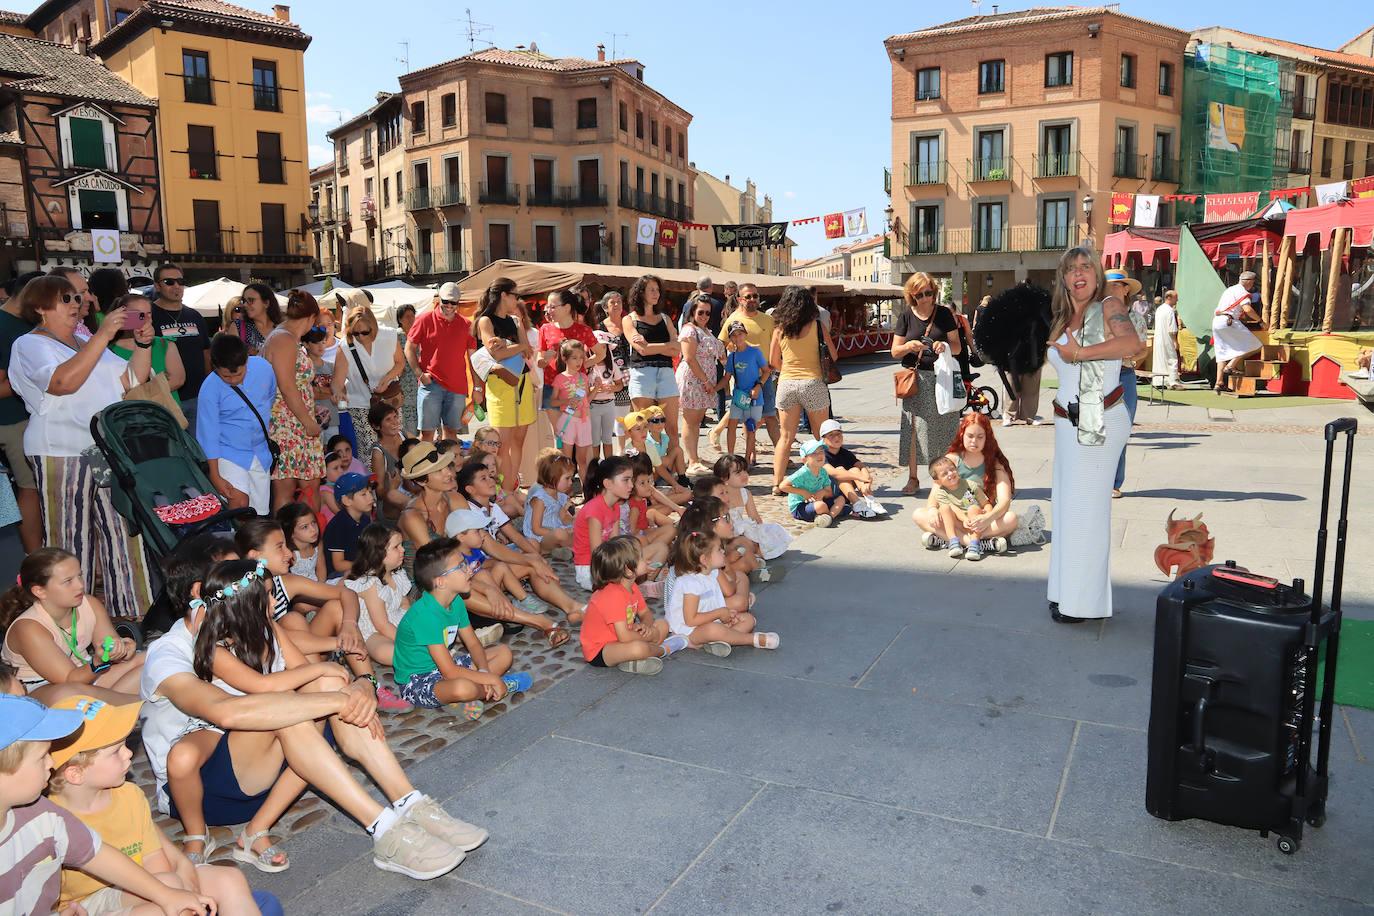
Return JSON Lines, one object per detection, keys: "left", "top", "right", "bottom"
{"left": 901, "top": 475, "right": 920, "bottom": 496}
{"left": 546, "top": 625, "right": 570, "bottom": 649}
{"left": 232, "top": 830, "right": 289, "bottom": 873}
{"left": 181, "top": 834, "right": 217, "bottom": 866}
{"left": 753, "top": 632, "right": 780, "bottom": 650}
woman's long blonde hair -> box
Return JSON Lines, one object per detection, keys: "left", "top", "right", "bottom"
{"left": 1049, "top": 245, "right": 1106, "bottom": 340}
{"left": 344, "top": 301, "right": 379, "bottom": 344}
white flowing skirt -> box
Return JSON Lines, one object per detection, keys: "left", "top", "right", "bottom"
{"left": 1047, "top": 404, "right": 1131, "bottom": 619}
{"left": 1211, "top": 316, "right": 1261, "bottom": 363}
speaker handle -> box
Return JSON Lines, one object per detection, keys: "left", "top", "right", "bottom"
{"left": 1192, "top": 697, "right": 1209, "bottom": 767}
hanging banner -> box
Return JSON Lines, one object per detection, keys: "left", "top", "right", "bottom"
{"left": 1203, "top": 191, "right": 1257, "bottom": 223}
{"left": 1207, "top": 101, "right": 1246, "bottom": 152}
{"left": 90, "top": 228, "right": 121, "bottom": 264}
{"left": 636, "top": 216, "right": 657, "bottom": 246}
{"left": 1110, "top": 193, "right": 1134, "bottom": 225}
{"left": 657, "top": 219, "right": 679, "bottom": 248}
{"left": 712, "top": 222, "right": 789, "bottom": 251}
{"left": 844, "top": 208, "right": 868, "bottom": 237}
{"left": 1353, "top": 176, "right": 1374, "bottom": 199}
{"left": 823, "top": 213, "right": 845, "bottom": 239}
{"left": 791, "top": 216, "right": 822, "bottom": 226}
{"left": 1133, "top": 195, "right": 1160, "bottom": 228}
{"left": 1315, "top": 181, "right": 1349, "bottom": 205}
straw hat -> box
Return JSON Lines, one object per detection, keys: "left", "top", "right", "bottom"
{"left": 1103, "top": 268, "right": 1142, "bottom": 298}
{"left": 401, "top": 442, "right": 455, "bottom": 479}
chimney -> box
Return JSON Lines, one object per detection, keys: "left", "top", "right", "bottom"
{"left": 596, "top": 43, "right": 606, "bottom": 62}
{"left": 272, "top": 4, "right": 290, "bottom": 20}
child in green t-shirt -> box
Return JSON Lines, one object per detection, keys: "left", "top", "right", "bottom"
{"left": 926, "top": 456, "right": 996, "bottom": 561}
{"left": 780, "top": 440, "right": 850, "bottom": 528}
{"left": 392, "top": 537, "right": 531, "bottom": 719}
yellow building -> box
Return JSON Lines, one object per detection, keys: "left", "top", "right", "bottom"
{"left": 690, "top": 170, "right": 791, "bottom": 275}
{"left": 83, "top": 1, "right": 314, "bottom": 284}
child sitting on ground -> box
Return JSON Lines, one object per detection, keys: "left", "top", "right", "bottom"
{"left": 0, "top": 695, "right": 216, "bottom": 916}
{"left": 662, "top": 497, "right": 754, "bottom": 619}
{"left": 713, "top": 454, "right": 791, "bottom": 570}
{"left": 470, "top": 426, "right": 525, "bottom": 518}
{"left": 393, "top": 538, "right": 530, "bottom": 719}
{"left": 0, "top": 549, "right": 144, "bottom": 704}
{"left": 318, "top": 447, "right": 351, "bottom": 526}
{"left": 722, "top": 320, "right": 771, "bottom": 466}
{"left": 642, "top": 405, "right": 688, "bottom": 486}
{"left": 344, "top": 525, "right": 414, "bottom": 666}
{"left": 818, "top": 419, "right": 879, "bottom": 516}
{"left": 924, "top": 457, "right": 1003, "bottom": 561}
{"left": 572, "top": 456, "right": 635, "bottom": 591}
{"left": 579, "top": 536, "right": 687, "bottom": 676}
{"left": 666, "top": 532, "right": 778, "bottom": 657}
{"left": 622, "top": 411, "right": 690, "bottom": 503}
{"left": 279, "top": 501, "right": 325, "bottom": 582}
{"left": 522, "top": 449, "right": 576, "bottom": 558}
{"left": 550, "top": 339, "right": 595, "bottom": 484}
{"left": 780, "top": 440, "right": 850, "bottom": 528}
{"left": 48, "top": 695, "right": 266, "bottom": 914}
{"left": 323, "top": 472, "right": 376, "bottom": 578}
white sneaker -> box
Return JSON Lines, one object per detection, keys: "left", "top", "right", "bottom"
{"left": 814, "top": 514, "right": 833, "bottom": 528}
{"left": 1029, "top": 417, "right": 1044, "bottom": 427}
{"left": 403, "top": 797, "right": 489, "bottom": 852}
{"left": 474, "top": 624, "right": 502, "bottom": 648}
{"left": 921, "top": 531, "right": 944, "bottom": 550}
{"left": 373, "top": 818, "right": 465, "bottom": 880}
{"left": 1001, "top": 415, "right": 1014, "bottom": 427}
{"left": 982, "top": 537, "right": 1009, "bottom": 555}
{"left": 947, "top": 542, "right": 965, "bottom": 558}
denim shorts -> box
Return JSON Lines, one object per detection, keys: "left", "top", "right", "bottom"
{"left": 629, "top": 365, "right": 679, "bottom": 400}
{"left": 417, "top": 381, "right": 466, "bottom": 431}
{"left": 760, "top": 376, "right": 778, "bottom": 418}
{"left": 727, "top": 400, "right": 764, "bottom": 424}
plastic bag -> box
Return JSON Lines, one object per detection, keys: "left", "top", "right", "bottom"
{"left": 935, "top": 349, "right": 961, "bottom": 415}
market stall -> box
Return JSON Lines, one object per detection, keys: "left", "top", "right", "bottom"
{"left": 1102, "top": 218, "right": 1284, "bottom": 269}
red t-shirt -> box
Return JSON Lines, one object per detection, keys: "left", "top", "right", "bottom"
{"left": 628, "top": 496, "right": 650, "bottom": 532}
{"left": 538, "top": 320, "right": 598, "bottom": 387}
{"left": 580, "top": 581, "right": 645, "bottom": 662}
{"left": 573, "top": 493, "right": 627, "bottom": 566}
{"left": 407, "top": 308, "right": 475, "bottom": 394}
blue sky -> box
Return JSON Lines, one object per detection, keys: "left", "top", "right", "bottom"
{"left": 56, "top": 0, "right": 1367, "bottom": 258}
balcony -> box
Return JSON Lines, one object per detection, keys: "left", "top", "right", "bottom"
{"left": 905, "top": 224, "right": 1080, "bottom": 256}
{"left": 252, "top": 84, "right": 280, "bottom": 112}
{"left": 618, "top": 248, "right": 693, "bottom": 269}
{"left": 183, "top": 74, "right": 212, "bottom": 104}
{"left": 526, "top": 184, "right": 565, "bottom": 207}
{"left": 359, "top": 145, "right": 374, "bottom": 165}
{"left": 1289, "top": 149, "right": 1313, "bottom": 174}
{"left": 178, "top": 228, "right": 238, "bottom": 255}
{"left": 1033, "top": 151, "right": 1079, "bottom": 179}
{"left": 412, "top": 251, "right": 464, "bottom": 275}
{"left": 433, "top": 184, "right": 466, "bottom": 207}
{"left": 406, "top": 186, "right": 434, "bottom": 210}
{"left": 478, "top": 182, "right": 520, "bottom": 205}
{"left": 368, "top": 256, "right": 407, "bottom": 281}
{"left": 1151, "top": 157, "right": 1180, "bottom": 183}
{"left": 1293, "top": 93, "right": 1317, "bottom": 120}
{"left": 572, "top": 184, "right": 608, "bottom": 207}
{"left": 618, "top": 184, "right": 635, "bottom": 209}
{"left": 248, "top": 230, "right": 308, "bottom": 257}
{"left": 967, "top": 156, "right": 1012, "bottom": 183}
{"left": 1113, "top": 150, "right": 1146, "bottom": 179}
{"left": 905, "top": 161, "right": 947, "bottom": 186}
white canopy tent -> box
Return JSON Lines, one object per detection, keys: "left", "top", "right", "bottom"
{"left": 181, "top": 277, "right": 287, "bottom": 320}
{"left": 318, "top": 283, "right": 437, "bottom": 328}
{"left": 297, "top": 276, "right": 355, "bottom": 297}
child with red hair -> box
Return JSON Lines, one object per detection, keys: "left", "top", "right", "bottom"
{"left": 912, "top": 412, "right": 1021, "bottom": 552}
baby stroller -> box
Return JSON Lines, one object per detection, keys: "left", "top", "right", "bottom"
{"left": 90, "top": 402, "right": 254, "bottom": 635}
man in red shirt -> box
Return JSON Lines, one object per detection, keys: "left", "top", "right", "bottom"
{"left": 405, "top": 282, "right": 480, "bottom": 441}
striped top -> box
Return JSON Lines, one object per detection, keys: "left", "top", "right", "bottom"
{"left": 0, "top": 797, "right": 101, "bottom": 916}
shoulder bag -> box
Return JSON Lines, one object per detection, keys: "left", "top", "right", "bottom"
{"left": 230, "top": 384, "right": 281, "bottom": 472}
{"left": 818, "top": 321, "right": 842, "bottom": 385}
{"left": 349, "top": 342, "right": 401, "bottom": 410}
{"left": 122, "top": 360, "right": 188, "bottom": 429}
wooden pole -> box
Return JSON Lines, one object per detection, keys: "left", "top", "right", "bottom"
{"left": 1322, "top": 227, "right": 1348, "bottom": 334}
{"left": 1260, "top": 238, "right": 1272, "bottom": 325}
{"left": 1277, "top": 237, "right": 1295, "bottom": 329}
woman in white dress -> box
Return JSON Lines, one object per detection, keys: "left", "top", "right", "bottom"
{"left": 1045, "top": 247, "right": 1145, "bottom": 624}
{"left": 340, "top": 299, "right": 403, "bottom": 457}
{"left": 1211, "top": 270, "right": 1263, "bottom": 393}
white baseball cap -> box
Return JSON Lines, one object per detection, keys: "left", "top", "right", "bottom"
{"left": 818, "top": 419, "right": 843, "bottom": 438}
{"left": 445, "top": 508, "right": 487, "bottom": 536}
{"left": 437, "top": 281, "right": 461, "bottom": 302}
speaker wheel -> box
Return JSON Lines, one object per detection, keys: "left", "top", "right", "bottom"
{"left": 1277, "top": 836, "right": 1300, "bottom": 855}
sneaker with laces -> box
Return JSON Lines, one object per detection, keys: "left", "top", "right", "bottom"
{"left": 947, "top": 542, "right": 965, "bottom": 558}
{"left": 502, "top": 672, "right": 533, "bottom": 694}
{"left": 921, "top": 531, "right": 945, "bottom": 550}
{"left": 814, "top": 514, "right": 833, "bottom": 528}
{"left": 372, "top": 817, "right": 465, "bottom": 880}
{"left": 375, "top": 686, "right": 413, "bottom": 713}
{"left": 981, "top": 537, "right": 1009, "bottom": 555}
{"left": 403, "top": 796, "right": 489, "bottom": 852}
{"left": 515, "top": 595, "right": 548, "bottom": 615}
{"left": 964, "top": 541, "right": 984, "bottom": 562}
{"left": 661, "top": 634, "right": 690, "bottom": 655}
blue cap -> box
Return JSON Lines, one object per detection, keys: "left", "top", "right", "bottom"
{"left": 334, "top": 472, "right": 369, "bottom": 499}
{"left": 0, "top": 695, "right": 86, "bottom": 752}
{"left": 800, "top": 438, "right": 825, "bottom": 457}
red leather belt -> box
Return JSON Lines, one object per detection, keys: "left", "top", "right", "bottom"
{"left": 1053, "top": 385, "right": 1125, "bottom": 420}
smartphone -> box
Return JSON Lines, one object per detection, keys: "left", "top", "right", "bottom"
{"left": 123, "top": 308, "right": 148, "bottom": 331}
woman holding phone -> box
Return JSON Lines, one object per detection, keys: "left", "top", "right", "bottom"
{"left": 104, "top": 292, "right": 185, "bottom": 400}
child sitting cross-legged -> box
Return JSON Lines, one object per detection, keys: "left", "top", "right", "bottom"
{"left": 667, "top": 531, "right": 778, "bottom": 657}
{"left": 521, "top": 449, "right": 576, "bottom": 559}
{"left": 713, "top": 454, "right": 792, "bottom": 574}
{"left": 0, "top": 695, "right": 217, "bottom": 916}
{"left": 579, "top": 536, "right": 687, "bottom": 676}
{"left": 323, "top": 472, "right": 376, "bottom": 579}
{"left": 924, "top": 456, "right": 1005, "bottom": 561}
{"left": 780, "top": 440, "right": 850, "bottom": 528}
{"left": 278, "top": 501, "right": 325, "bottom": 582}
{"left": 344, "top": 525, "right": 415, "bottom": 666}
{"left": 572, "top": 455, "right": 635, "bottom": 592}
{"left": 392, "top": 537, "right": 532, "bottom": 720}
{"left": 622, "top": 411, "right": 690, "bottom": 503}
{"left": 48, "top": 695, "right": 270, "bottom": 915}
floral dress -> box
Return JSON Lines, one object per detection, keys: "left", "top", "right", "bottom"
{"left": 399, "top": 359, "right": 419, "bottom": 435}
{"left": 270, "top": 338, "right": 325, "bottom": 481}
{"left": 675, "top": 324, "right": 725, "bottom": 411}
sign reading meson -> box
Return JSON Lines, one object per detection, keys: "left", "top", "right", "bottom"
{"left": 712, "top": 222, "right": 789, "bottom": 250}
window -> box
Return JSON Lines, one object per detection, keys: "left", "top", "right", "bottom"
{"left": 251, "top": 59, "right": 278, "bottom": 111}
{"left": 978, "top": 60, "right": 1004, "bottom": 94}
{"left": 635, "top": 110, "right": 643, "bottom": 139}
{"left": 1366, "top": 142, "right": 1374, "bottom": 176}
{"left": 114, "top": 7, "right": 131, "bottom": 23}
{"left": 411, "top": 101, "right": 425, "bottom": 134}
{"left": 1040, "top": 123, "right": 1074, "bottom": 176}
{"left": 975, "top": 201, "right": 1005, "bottom": 252}
{"left": 1158, "top": 62, "right": 1174, "bottom": 97}
{"left": 488, "top": 223, "right": 511, "bottom": 261}
{"left": 447, "top": 225, "right": 463, "bottom": 259}
{"left": 577, "top": 97, "right": 597, "bottom": 129}
{"left": 382, "top": 177, "right": 390, "bottom": 208}
{"left": 341, "top": 186, "right": 350, "bottom": 216}
{"left": 973, "top": 129, "right": 1004, "bottom": 180}
{"left": 912, "top": 135, "right": 941, "bottom": 183}
{"left": 256, "top": 131, "right": 283, "bottom": 184}
{"left": 187, "top": 125, "right": 216, "bottom": 179}
{"left": 78, "top": 189, "right": 118, "bottom": 230}
{"left": 650, "top": 119, "right": 658, "bottom": 146}
{"left": 484, "top": 92, "right": 506, "bottom": 124}
{"left": 69, "top": 117, "right": 107, "bottom": 169}
{"left": 1120, "top": 53, "right": 1136, "bottom": 89}
{"left": 182, "top": 50, "right": 212, "bottom": 103}
{"left": 260, "top": 203, "right": 286, "bottom": 255}
{"left": 361, "top": 127, "right": 373, "bottom": 160}
{"left": 1153, "top": 131, "right": 1175, "bottom": 181}
{"left": 535, "top": 224, "right": 556, "bottom": 261}
{"left": 1321, "top": 137, "right": 1332, "bottom": 175}
{"left": 1344, "top": 140, "right": 1356, "bottom": 180}
{"left": 396, "top": 170, "right": 403, "bottom": 201}
{"left": 441, "top": 93, "right": 456, "bottom": 128}
{"left": 916, "top": 67, "right": 940, "bottom": 101}
{"left": 665, "top": 127, "right": 672, "bottom": 154}
{"left": 193, "top": 199, "right": 221, "bottom": 252}
{"left": 532, "top": 97, "right": 553, "bottom": 129}
{"left": 1115, "top": 124, "right": 1138, "bottom": 177}
{"left": 618, "top": 101, "right": 627, "bottom": 131}
{"left": 913, "top": 205, "right": 940, "bottom": 253}
{"left": 1045, "top": 52, "right": 1073, "bottom": 87}
{"left": 1040, "top": 198, "right": 1071, "bottom": 249}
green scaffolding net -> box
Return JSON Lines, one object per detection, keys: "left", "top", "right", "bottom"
{"left": 1177, "top": 43, "right": 1293, "bottom": 223}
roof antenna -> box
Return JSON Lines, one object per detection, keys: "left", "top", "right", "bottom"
{"left": 396, "top": 41, "right": 409, "bottom": 73}
{"left": 605, "top": 31, "right": 629, "bottom": 60}
{"left": 464, "top": 8, "right": 494, "bottom": 52}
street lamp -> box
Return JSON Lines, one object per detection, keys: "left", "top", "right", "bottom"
{"left": 307, "top": 199, "right": 320, "bottom": 226}
{"left": 1081, "top": 194, "right": 1094, "bottom": 245}
{"left": 597, "top": 222, "right": 608, "bottom": 263}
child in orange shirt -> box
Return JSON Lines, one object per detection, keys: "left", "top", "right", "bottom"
{"left": 579, "top": 536, "right": 686, "bottom": 676}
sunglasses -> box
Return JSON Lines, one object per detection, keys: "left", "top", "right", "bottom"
{"left": 440, "top": 300, "right": 459, "bottom": 307}
{"left": 60, "top": 293, "right": 77, "bottom": 304}
{"left": 648, "top": 417, "right": 667, "bottom": 424}
{"left": 160, "top": 278, "right": 185, "bottom": 286}
{"left": 915, "top": 289, "right": 935, "bottom": 300}
{"left": 740, "top": 294, "right": 759, "bottom": 301}
{"left": 352, "top": 330, "right": 372, "bottom": 338}
{"left": 309, "top": 325, "right": 328, "bottom": 334}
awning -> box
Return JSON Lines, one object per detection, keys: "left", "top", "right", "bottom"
{"left": 1103, "top": 219, "right": 1283, "bottom": 268}
{"left": 1284, "top": 197, "right": 1374, "bottom": 251}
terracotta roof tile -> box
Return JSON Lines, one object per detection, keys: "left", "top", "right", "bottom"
{"left": 0, "top": 9, "right": 24, "bottom": 24}
{"left": 0, "top": 34, "right": 154, "bottom": 106}
{"left": 405, "top": 47, "right": 639, "bottom": 80}
{"left": 1196, "top": 27, "right": 1374, "bottom": 73}
{"left": 888, "top": 5, "right": 1188, "bottom": 43}
{"left": 94, "top": 0, "right": 310, "bottom": 54}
